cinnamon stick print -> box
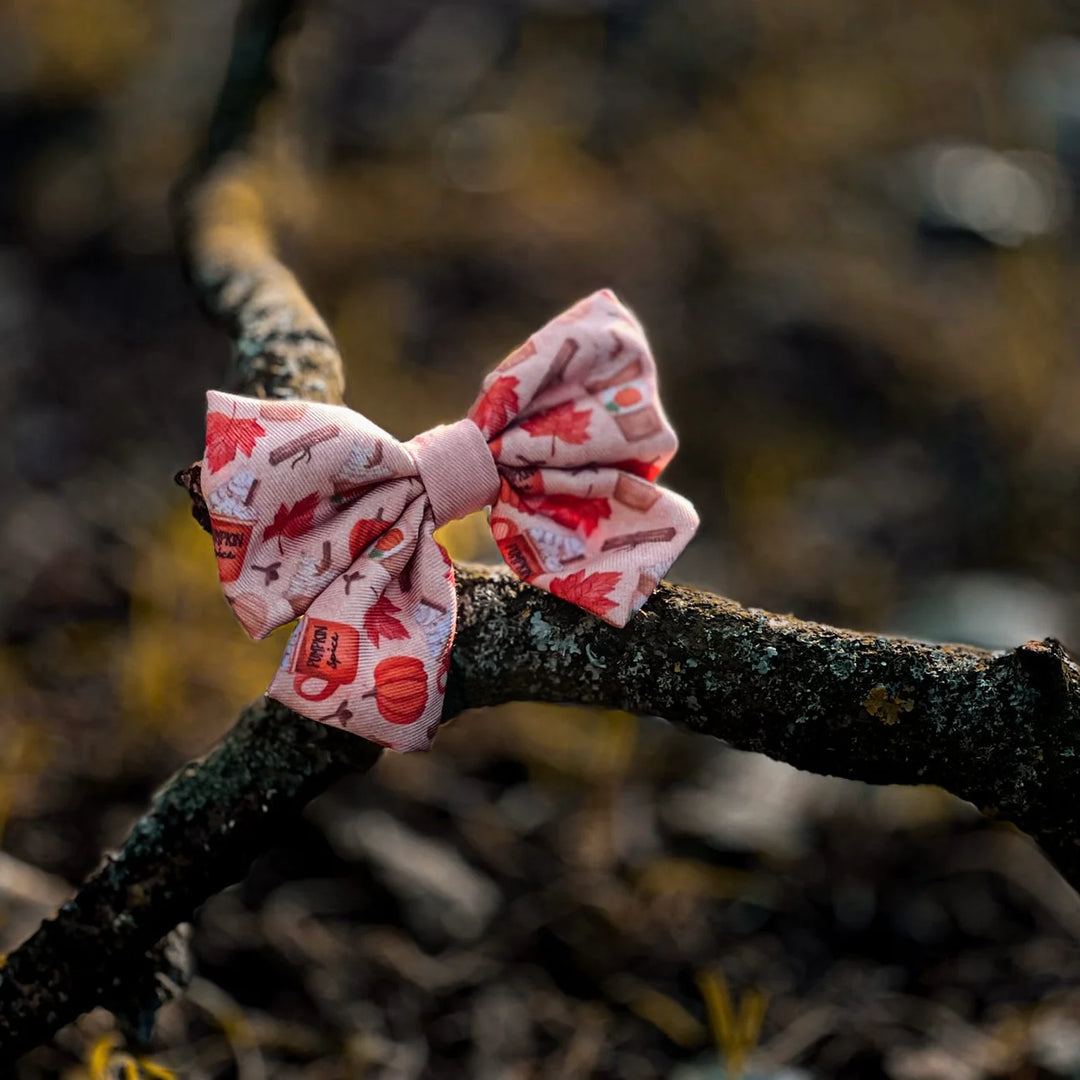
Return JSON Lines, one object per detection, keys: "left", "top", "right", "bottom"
{"left": 535, "top": 337, "right": 579, "bottom": 396}
{"left": 268, "top": 424, "right": 341, "bottom": 467}
{"left": 318, "top": 700, "right": 353, "bottom": 725}
{"left": 600, "top": 526, "right": 676, "bottom": 552}
{"left": 251, "top": 561, "right": 281, "bottom": 585}
{"left": 585, "top": 356, "right": 644, "bottom": 394}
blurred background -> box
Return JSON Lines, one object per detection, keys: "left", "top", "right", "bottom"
{"left": 4, "top": 0, "right": 1080, "bottom": 1076}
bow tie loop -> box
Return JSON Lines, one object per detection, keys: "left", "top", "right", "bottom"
{"left": 406, "top": 418, "right": 500, "bottom": 529}
{"left": 200, "top": 289, "right": 699, "bottom": 751}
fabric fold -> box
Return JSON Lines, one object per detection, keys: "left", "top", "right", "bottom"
{"left": 201, "top": 289, "right": 699, "bottom": 751}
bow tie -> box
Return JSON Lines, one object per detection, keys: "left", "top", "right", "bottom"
{"left": 201, "top": 290, "right": 699, "bottom": 751}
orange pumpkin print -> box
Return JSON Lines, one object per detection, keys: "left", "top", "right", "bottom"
{"left": 367, "top": 656, "right": 428, "bottom": 725}
{"left": 348, "top": 511, "right": 387, "bottom": 560}
{"left": 372, "top": 527, "right": 404, "bottom": 555}
{"left": 613, "top": 386, "right": 642, "bottom": 408}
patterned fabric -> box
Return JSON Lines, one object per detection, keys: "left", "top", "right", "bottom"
{"left": 201, "top": 290, "right": 699, "bottom": 751}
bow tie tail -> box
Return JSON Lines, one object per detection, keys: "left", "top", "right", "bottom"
{"left": 490, "top": 475, "right": 699, "bottom": 627}
{"left": 266, "top": 509, "right": 457, "bottom": 752}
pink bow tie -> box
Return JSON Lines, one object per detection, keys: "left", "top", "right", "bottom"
{"left": 202, "top": 290, "right": 699, "bottom": 751}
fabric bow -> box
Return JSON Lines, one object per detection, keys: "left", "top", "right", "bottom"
{"left": 201, "top": 289, "right": 699, "bottom": 751}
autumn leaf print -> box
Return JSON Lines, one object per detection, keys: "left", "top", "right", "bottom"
{"left": 437, "top": 633, "right": 453, "bottom": 692}
{"left": 262, "top": 492, "right": 320, "bottom": 552}
{"left": 613, "top": 458, "right": 663, "bottom": 482}
{"left": 436, "top": 540, "right": 455, "bottom": 582}
{"left": 498, "top": 477, "right": 523, "bottom": 510}
{"left": 205, "top": 411, "right": 267, "bottom": 473}
{"left": 521, "top": 400, "right": 591, "bottom": 452}
{"left": 470, "top": 375, "right": 519, "bottom": 437}
{"left": 550, "top": 569, "right": 622, "bottom": 616}
{"left": 364, "top": 593, "right": 410, "bottom": 647}
{"left": 511, "top": 493, "right": 611, "bottom": 537}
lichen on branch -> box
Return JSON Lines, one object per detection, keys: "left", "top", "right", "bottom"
{"left": 3, "top": 0, "right": 1080, "bottom": 1065}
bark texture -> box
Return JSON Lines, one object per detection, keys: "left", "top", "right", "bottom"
{"left": 0, "top": 0, "right": 382, "bottom": 1061}
{"left": 449, "top": 569, "right": 1080, "bottom": 877}
{"left": 1, "top": 0, "right": 1078, "bottom": 1064}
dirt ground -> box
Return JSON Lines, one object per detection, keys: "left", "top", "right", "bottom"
{"left": 5, "top": 1, "right": 1080, "bottom": 1076}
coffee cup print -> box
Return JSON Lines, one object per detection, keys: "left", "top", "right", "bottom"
{"left": 211, "top": 516, "right": 254, "bottom": 583}
{"left": 491, "top": 519, "right": 585, "bottom": 579}
{"left": 286, "top": 548, "right": 334, "bottom": 616}
{"left": 491, "top": 518, "right": 544, "bottom": 580}
{"left": 631, "top": 560, "right": 670, "bottom": 611}
{"left": 529, "top": 526, "right": 585, "bottom": 572}
{"left": 330, "top": 436, "right": 390, "bottom": 509}
{"left": 416, "top": 598, "right": 453, "bottom": 657}
{"left": 291, "top": 616, "right": 361, "bottom": 701}
{"left": 207, "top": 469, "right": 259, "bottom": 583}
{"left": 613, "top": 472, "right": 662, "bottom": 513}
{"left": 599, "top": 378, "right": 663, "bottom": 443}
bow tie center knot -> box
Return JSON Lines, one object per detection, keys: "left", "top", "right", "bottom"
{"left": 407, "top": 418, "right": 501, "bottom": 529}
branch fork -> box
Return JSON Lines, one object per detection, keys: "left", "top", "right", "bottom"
{"left": 2, "top": 0, "right": 1078, "bottom": 1063}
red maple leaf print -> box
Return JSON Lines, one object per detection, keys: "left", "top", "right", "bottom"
{"left": 205, "top": 411, "right": 267, "bottom": 473}
{"left": 262, "top": 492, "right": 320, "bottom": 552}
{"left": 550, "top": 569, "right": 621, "bottom": 616}
{"left": 470, "top": 375, "right": 519, "bottom": 437}
{"left": 498, "top": 477, "right": 523, "bottom": 510}
{"left": 517, "top": 494, "right": 611, "bottom": 537}
{"left": 521, "top": 401, "right": 591, "bottom": 449}
{"left": 364, "top": 593, "right": 410, "bottom": 647}
{"left": 436, "top": 540, "right": 455, "bottom": 582}
{"left": 437, "top": 647, "right": 452, "bottom": 691}
{"left": 613, "top": 458, "right": 663, "bottom": 482}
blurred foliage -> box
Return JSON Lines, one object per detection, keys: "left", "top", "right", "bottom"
{"left": 5, "top": 0, "right": 1080, "bottom": 1076}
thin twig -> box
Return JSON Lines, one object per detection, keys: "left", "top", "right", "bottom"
{"left": 172, "top": 0, "right": 342, "bottom": 404}
{"left": 0, "top": 0, "right": 376, "bottom": 1060}
{"left": 4, "top": 0, "right": 1080, "bottom": 1064}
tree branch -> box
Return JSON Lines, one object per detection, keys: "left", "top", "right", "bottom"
{"left": 6, "top": 557, "right": 1080, "bottom": 1058}
{"left": 3, "top": 0, "right": 1079, "bottom": 1064}
{"left": 172, "top": 0, "right": 342, "bottom": 404}
{"left": 448, "top": 570, "right": 1080, "bottom": 888}
{"left": 0, "top": 0, "right": 381, "bottom": 1061}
